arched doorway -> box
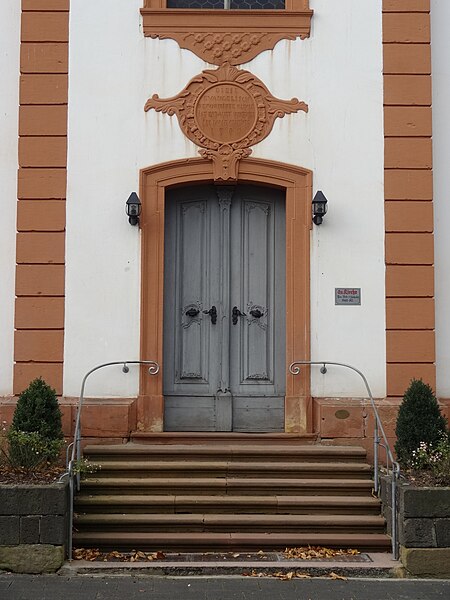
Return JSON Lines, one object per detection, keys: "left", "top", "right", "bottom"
{"left": 138, "top": 157, "right": 312, "bottom": 434}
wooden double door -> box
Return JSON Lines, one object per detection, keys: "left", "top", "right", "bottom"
{"left": 163, "top": 184, "right": 286, "bottom": 431}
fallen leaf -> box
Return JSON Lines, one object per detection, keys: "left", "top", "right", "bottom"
{"left": 329, "top": 572, "right": 347, "bottom": 581}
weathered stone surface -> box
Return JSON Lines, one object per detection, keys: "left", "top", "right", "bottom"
{"left": 40, "top": 515, "right": 66, "bottom": 545}
{"left": 0, "top": 516, "right": 19, "bottom": 545}
{"left": 401, "top": 487, "right": 450, "bottom": 518}
{"left": 401, "top": 546, "right": 450, "bottom": 577}
{"left": 0, "top": 486, "right": 18, "bottom": 515}
{"left": 16, "top": 484, "right": 67, "bottom": 515}
{"left": 0, "top": 544, "right": 64, "bottom": 573}
{"left": 436, "top": 519, "right": 450, "bottom": 547}
{"left": 19, "top": 515, "right": 40, "bottom": 544}
{"left": 401, "top": 518, "right": 435, "bottom": 547}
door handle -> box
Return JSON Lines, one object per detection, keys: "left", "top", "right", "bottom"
{"left": 232, "top": 306, "right": 246, "bottom": 325}
{"left": 185, "top": 307, "right": 200, "bottom": 318}
{"left": 249, "top": 308, "right": 263, "bottom": 319}
{"left": 203, "top": 305, "right": 217, "bottom": 324}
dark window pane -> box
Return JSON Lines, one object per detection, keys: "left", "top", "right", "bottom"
{"left": 167, "top": 0, "right": 285, "bottom": 8}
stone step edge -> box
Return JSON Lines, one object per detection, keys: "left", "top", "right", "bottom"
{"left": 71, "top": 531, "right": 392, "bottom": 552}
{"left": 74, "top": 494, "right": 381, "bottom": 505}
{"left": 84, "top": 444, "right": 366, "bottom": 455}
{"left": 73, "top": 513, "right": 386, "bottom": 525}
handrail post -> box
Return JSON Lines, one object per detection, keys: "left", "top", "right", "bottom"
{"left": 289, "top": 360, "right": 401, "bottom": 561}
{"left": 373, "top": 419, "right": 379, "bottom": 494}
{"left": 60, "top": 360, "right": 159, "bottom": 561}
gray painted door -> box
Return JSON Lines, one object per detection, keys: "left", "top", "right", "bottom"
{"left": 163, "top": 184, "right": 285, "bottom": 431}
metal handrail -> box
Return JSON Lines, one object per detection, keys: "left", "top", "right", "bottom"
{"left": 289, "top": 360, "right": 400, "bottom": 560}
{"left": 59, "top": 360, "right": 159, "bottom": 559}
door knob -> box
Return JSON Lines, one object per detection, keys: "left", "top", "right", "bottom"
{"left": 203, "top": 305, "right": 217, "bottom": 324}
{"left": 249, "top": 308, "right": 263, "bottom": 319}
{"left": 185, "top": 307, "right": 200, "bottom": 318}
{"left": 232, "top": 306, "right": 246, "bottom": 325}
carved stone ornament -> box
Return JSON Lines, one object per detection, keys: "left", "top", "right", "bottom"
{"left": 145, "top": 62, "right": 308, "bottom": 181}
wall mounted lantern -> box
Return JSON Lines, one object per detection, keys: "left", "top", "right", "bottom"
{"left": 312, "top": 191, "right": 328, "bottom": 225}
{"left": 126, "top": 192, "right": 141, "bottom": 226}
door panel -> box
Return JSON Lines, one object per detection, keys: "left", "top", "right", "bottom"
{"left": 230, "top": 186, "right": 285, "bottom": 431}
{"left": 163, "top": 184, "right": 285, "bottom": 432}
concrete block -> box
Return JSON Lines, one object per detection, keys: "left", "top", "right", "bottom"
{"left": 0, "top": 486, "right": 18, "bottom": 515}
{"left": 0, "top": 544, "right": 64, "bottom": 573}
{"left": 401, "top": 487, "right": 450, "bottom": 518}
{"left": 0, "top": 516, "right": 19, "bottom": 545}
{"left": 17, "top": 483, "right": 67, "bottom": 515}
{"left": 436, "top": 519, "right": 450, "bottom": 547}
{"left": 20, "top": 515, "right": 40, "bottom": 544}
{"left": 401, "top": 546, "right": 450, "bottom": 578}
{"left": 40, "top": 515, "right": 66, "bottom": 545}
{"left": 401, "top": 518, "right": 435, "bottom": 547}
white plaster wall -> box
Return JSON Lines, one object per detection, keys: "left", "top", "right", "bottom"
{"left": 65, "top": 0, "right": 385, "bottom": 397}
{"left": 431, "top": 0, "right": 450, "bottom": 398}
{"left": 0, "top": 1, "right": 20, "bottom": 396}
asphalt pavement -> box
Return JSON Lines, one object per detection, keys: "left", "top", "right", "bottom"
{"left": 1, "top": 574, "right": 450, "bottom": 600}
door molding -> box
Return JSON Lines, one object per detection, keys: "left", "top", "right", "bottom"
{"left": 139, "top": 157, "right": 312, "bottom": 433}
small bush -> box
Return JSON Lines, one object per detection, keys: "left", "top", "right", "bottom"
{"left": 10, "top": 377, "right": 63, "bottom": 440}
{"left": 6, "top": 430, "right": 63, "bottom": 470}
{"left": 6, "top": 377, "right": 64, "bottom": 471}
{"left": 395, "top": 379, "right": 448, "bottom": 467}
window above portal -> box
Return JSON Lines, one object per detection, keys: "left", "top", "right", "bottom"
{"left": 166, "top": 0, "right": 285, "bottom": 8}
{"left": 140, "top": 0, "right": 313, "bottom": 66}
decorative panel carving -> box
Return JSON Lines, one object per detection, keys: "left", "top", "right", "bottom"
{"left": 145, "top": 62, "right": 308, "bottom": 181}
{"left": 140, "top": 1, "right": 313, "bottom": 66}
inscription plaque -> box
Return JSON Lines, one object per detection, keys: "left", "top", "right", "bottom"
{"left": 145, "top": 63, "right": 308, "bottom": 181}
{"left": 195, "top": 83, "right": 257, "bottom": 144}
{"left": 335, "top": 288, "right": 361, "bottom": 306}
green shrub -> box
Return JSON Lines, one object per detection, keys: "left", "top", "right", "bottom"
{"left": 395, "top": 379, "right": 448, "bottom": 467}
{"left": 7, "top": 377, "right": 64, "bottom": 470}
{"left": 10, "top": 377, "right": 63, "bottom": 440}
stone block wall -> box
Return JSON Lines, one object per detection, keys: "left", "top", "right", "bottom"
{"left": 380, "top": 475, "right": 450, "bottom": 577}
{"left": 0, "top": 482, "right": 68, "bottom": 573}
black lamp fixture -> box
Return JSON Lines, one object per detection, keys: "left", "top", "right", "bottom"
{"left": 126, "top": 192, "right": 141, "bottom": 226}
{"left": 312, "top": 190, "right": 328, "bottom": 225}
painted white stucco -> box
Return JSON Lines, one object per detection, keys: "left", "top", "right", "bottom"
{"left": 65, "top": 0, "right": 385, "bottom": 397}
{"left": 431, "top": 0, "right": 450, "bottom": 398}
{"left": 0, "top": 1, "right": 20, "bottom": 396}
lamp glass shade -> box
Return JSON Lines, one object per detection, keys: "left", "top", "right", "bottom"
{"left": 126, "top": 192, "right": 141, "bottom": 217}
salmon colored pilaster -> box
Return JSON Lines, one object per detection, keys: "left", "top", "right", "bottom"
{"left": 14, "top": 0, "right": 69, "bottom": 395}
{"left": 139, "top": 158, "right": 312, "bottom": 433}
{"left": 383, "top": 0, "right": 435, "bottom": 397}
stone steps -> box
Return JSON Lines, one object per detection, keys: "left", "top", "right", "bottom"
{"left": 74, "top": 442, "right": 390, "bottom": 552}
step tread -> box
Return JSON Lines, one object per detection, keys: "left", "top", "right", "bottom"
{"left": 89, "top": 460, "right": 371, "bottom": 470}
{"left": 72, "top": 531, "right": 391, "bottom": 550}
{"left": 74, "top": 513, "right": 385, "bottom": 525}
{"left": 81, "top": 477, "right": 374, "bottom": 486}
{"left": 84, "top": 444, "right": 366, "bottom": 456}
{"left": 75, "top": 494, "right": 381, "bottom": 506}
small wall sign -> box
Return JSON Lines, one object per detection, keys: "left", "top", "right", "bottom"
{"left": 335, "top": 288, "right": 361, "bottom": 305}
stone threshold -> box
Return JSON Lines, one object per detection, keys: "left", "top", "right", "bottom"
{"left": 60, "top": 552, "right": 403, "bottom": 578}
